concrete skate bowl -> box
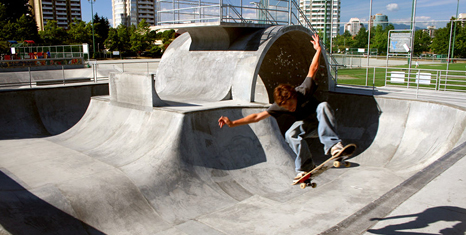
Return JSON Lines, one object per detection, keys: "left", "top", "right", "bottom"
{"left": 0, "top": 84, "right": 108, "bottom": 140}
{"left": 155, "top": 25, "right": 332, "bottom": 103}
{"left": 1, "top": 88, "right": 466, "bottom": 233}
{"left": 1, "top": 24, "right": 466, "bottom": 234}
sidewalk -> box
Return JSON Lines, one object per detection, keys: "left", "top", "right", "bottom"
{"left": 365, "top": 152, "right": 466, "bottom": 234}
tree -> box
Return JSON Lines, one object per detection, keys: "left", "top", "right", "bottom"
{"left": 454, "top": 23, "right": 466, "bottom": 58}
{"left": 430, "top": 20, "right": 455, "bottom": 55}
{"left": 93, "top": 13, "right": 110, "bottom": 49}
{"left": 353, "top": 26, "right": 368, "bottom": 48}
{"left": 67, "top": 19, "right": 93, "bottom": 44}
{"left": 104, "top": 24, "right": 131, "bottom": 52}
{"left": 0, "top": 0, "right": 31, "bottom": 22}
{"left": 0, "top": 1, "right": 39, "bottom": 42}
{"left": 371, "top": 24, "right": 394, "bottom": 55}
{"left": 39, "top": 20, "right": 67, "bottom": 45}
{"left": 413, "top": 29, "right": 431, "bottom": 55}
{"left": 130, "top": 19, "right": 150, "bottom": 55}
{"left": 332, "top": 30, "right": 354, "bottom": 53}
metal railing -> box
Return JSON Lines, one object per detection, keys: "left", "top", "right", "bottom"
{"left": 156, "top": 0, "right": 345, "bottom": 84}
{"left": 157, "top": 0, "right": 317, "bottom": 28}
{"left": 336, "top": 66, "right": 466, "bottom": 98}
{"left": 0, "top": 60, "right": 160, "bottom": 89}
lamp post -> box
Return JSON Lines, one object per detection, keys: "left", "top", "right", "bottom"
{"left": 365, "top": 0, "right": 372, "bottom": 86}
{"left": 89, "top": 0, "right": 96, "bottom": 58}
{"left": 408, "top": 0, "right": 417, "bottom": 67}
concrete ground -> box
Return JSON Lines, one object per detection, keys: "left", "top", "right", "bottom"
{"left": 0, "top": 81, "right": 465, "bottom": 234}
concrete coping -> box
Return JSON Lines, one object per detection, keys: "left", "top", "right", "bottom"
{"left": 109, "top": 72, "right": 166, "bottom": 110}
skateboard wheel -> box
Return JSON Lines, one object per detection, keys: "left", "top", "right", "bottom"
{"left": 300, "top": 183, "right": 307, "bottom": 189}
{"left": 344, "top": 161, "right": 351, "bottom": 167}
{"left": 310, "top": 182, "right": 317, "bottom": 188}
{"left": 333, "top": 161, "right": 341, "bottom": 168}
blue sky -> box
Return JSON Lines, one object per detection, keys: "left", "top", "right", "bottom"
{"left": 341, "top": 0, "right": 465, "bottom": 28}
{"left": 81, "top": 0, "right": 465, "bottom": 28}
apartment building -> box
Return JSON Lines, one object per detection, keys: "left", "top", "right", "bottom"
{"left": 112, "top": 0, "right": 156, "bottom": 27}
{"left": 299, "top": 0, "right": 340, "bottom": 39}
{"left": 344, "top": 18, "right": 363, "bottom": 36}
{"left": 29, "top": 0, "right": 82, "bottom": 30}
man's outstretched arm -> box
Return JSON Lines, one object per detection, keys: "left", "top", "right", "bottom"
{"left": 218, "top": 111, "right": 270, "bottom": 128}
{"left": 306, "top": 34, "right": 322, "bottom": 79}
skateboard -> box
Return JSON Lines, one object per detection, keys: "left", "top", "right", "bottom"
{"left": 292, "top": 143, "right": 357, "bottom": 189}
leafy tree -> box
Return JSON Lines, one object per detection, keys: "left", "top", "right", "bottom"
{"left": 429, "top": 16, "right": 466, "bottom": 57}
{"left": 332, "top": 30, "right": 354, "bottom": 53}
{"left": 130, "top": 19, "right": 150, "bottom": 55}
{"left": 454, "top": 23, "right": 466, "bottom": 57}
{"left": 93, "top": 13, "right": 110, "bottom": 48}
{"left": 413, "top": 29, "right": 431, "bottom": 55}
{"left": 1, "top": 21, "right": 18, "bottom": 41}
{"left": 0, "top": 0, "right": 31, "bottom": 22}
{"left": 0, "top": 1, "right": 39, "bottom": 42}
{"left": 39, "top": 20, "right": 67, "bottom": 45}
{"left": 430, "top": 19, "right": 455, "bottom": 55}
{"left": 370, "top": 24, "right": 394, "bottom": 55}
{"left": 67, "top": 19, "right": 94, "bottom": 44}
{"left": 104, "top": 24, "right": 131, "bottom": 52}
{"left": 104, "top": 27, "right": 119, "bottom": 51}
{"left": 353, "top": 26, "right": 368, "bottom": 48}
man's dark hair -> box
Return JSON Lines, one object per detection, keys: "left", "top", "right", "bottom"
{"left": 273, "top": 84, "right": 297, "bottom": 106}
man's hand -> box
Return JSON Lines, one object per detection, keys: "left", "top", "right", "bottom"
{"left": 306, "top": 34, "right": 322, "bottom": 78}
{"left": 218, "top": 116, "right": 232, "bottom": 128}
{"left": 218, "top": 111, "right": 270, "bottom": 128}
{"left": 311, "top": 34, "right": 321, "bottom": 51}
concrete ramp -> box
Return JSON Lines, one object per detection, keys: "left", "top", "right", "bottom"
{"left": 156, "top": 25, "right": 332, "bottom": 103}
{"left": 0, "top": 84, "right": 108, "bottom": 139}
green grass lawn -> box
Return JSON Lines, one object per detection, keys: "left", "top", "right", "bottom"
{"left": 336, "top": 63, "right": 466, "bottom": 91}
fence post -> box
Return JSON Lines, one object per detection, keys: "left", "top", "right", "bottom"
{"left": 29, "top": 67, "right": 32, "bottom": 88}
{"left": 62, "top": 65, "right": 65, "bottom": 85}
{"left": 94, "top": 63, "right": 97, "bottom": 82}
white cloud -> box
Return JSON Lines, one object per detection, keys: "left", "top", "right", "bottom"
{"left": 386, "top": 3, "right": 399, "bottom": 12}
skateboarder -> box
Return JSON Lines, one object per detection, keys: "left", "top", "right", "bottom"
{"left": 218, "top": 34, "right": 348, "bottom": 182}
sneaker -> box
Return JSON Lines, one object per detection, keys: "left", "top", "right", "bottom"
{"left": 293, "top": 172, "right": 307, "bottom": 183}
{"left": 330, "top": 142, "right": 344, "bottom": 157}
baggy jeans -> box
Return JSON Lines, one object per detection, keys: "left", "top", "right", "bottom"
{"left": 284, "top": 102, "right": 341, "bottom": 173}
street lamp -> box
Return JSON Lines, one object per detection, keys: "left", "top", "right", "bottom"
{"left": 88, "top": 0, "right": 96, "bottom": 58}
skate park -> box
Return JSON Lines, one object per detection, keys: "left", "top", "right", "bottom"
{"left": 0, "top": 24, "right": 466, "bottom": 234}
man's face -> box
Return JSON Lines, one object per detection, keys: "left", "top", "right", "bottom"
{"left": 280, "top": 98, "right": 297, "bottom": 112}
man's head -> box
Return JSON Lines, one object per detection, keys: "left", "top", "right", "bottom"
{"left": 274, "top": 84, "right": 297, "bottom": 112}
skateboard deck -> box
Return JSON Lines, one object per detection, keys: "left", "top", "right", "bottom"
{"left": 292, "top": 143, "right": 357, "bottom": 189}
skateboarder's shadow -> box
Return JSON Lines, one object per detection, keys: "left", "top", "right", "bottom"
{"left": 367, "top": 206, "right": 466, "bottom": 234}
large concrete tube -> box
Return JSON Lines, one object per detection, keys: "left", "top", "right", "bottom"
{"left": 155, "top": 25, "right": 332, "bottom": 103}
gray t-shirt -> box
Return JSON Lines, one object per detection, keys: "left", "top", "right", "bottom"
{"left": 266, "top": 76, "right": 320, "bottom": 134}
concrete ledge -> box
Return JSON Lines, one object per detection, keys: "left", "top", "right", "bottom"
{"left": 109, "top": 72, "right": 166, "bottom": 109}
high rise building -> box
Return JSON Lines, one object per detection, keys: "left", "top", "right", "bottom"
{"left": 344, "top": 18, "right": 363, "bottom": 36}
{"left": 299, "top": 0, "right": 340, "bottom": 39}
{"left": 112, "top": 0, "right": 157, "bottom": 27}
{"left": 370, "top": 13, "right": 388, "bottom": 29}
{"left": 426, "top": 26, "right": 436, "bottom": 38}
{"left": 29, "top": 0, "right": 82, "bottom": 31}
